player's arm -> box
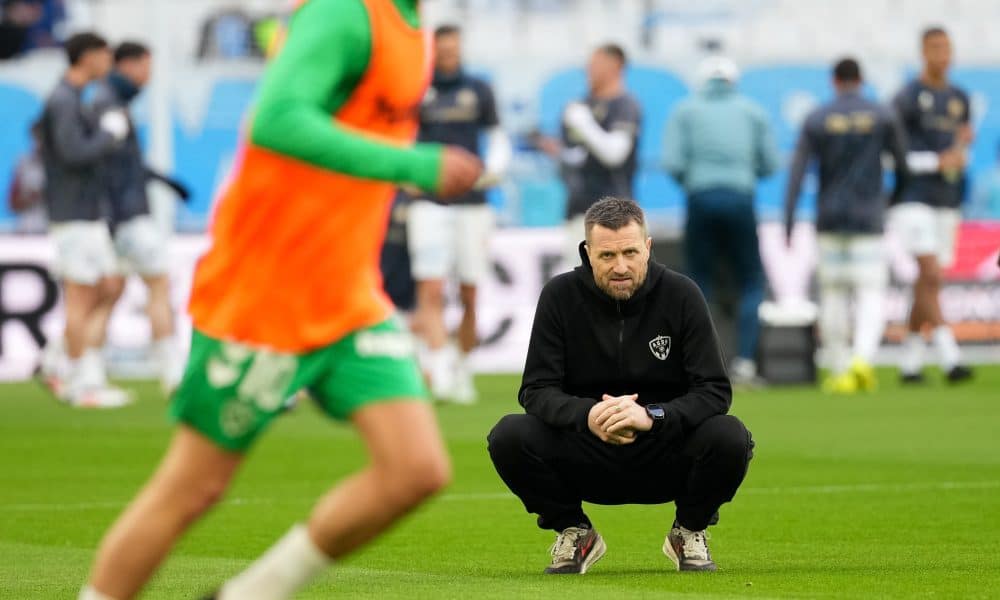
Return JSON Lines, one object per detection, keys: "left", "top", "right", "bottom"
{"left": 518, "top": 283, "right": 596, "bottom": 432}
{"left": 562, "top": 99, "right": 637, "bottom": 168}
{"left": 885, "top": 109, "right": 910, "bottom": 205}
{"left": 475, "top": 81, "right": 512, "bottom": 189}
{"left": 47, "top": 93, "right": 119, "bottom": 167}
{"left": 753, "top": 103, "right": 781, "bottom": 178}
{"left": 662, "top": 105, "right": 688, "bottom": 184}
{"left": 783, "top": 118, "right": 815, "bottom": 243}
{"left": 249, "top": 0, "right": 442, "bottom": 192}
{"left": 657, "top": 277, "right": 732, "bottom": 441}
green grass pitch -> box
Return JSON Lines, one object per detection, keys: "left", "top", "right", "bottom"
{"left": 2, "top": 368, "right": 999, "bottom": 598}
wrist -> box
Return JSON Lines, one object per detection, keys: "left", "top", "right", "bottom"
{"left": 410, "top": 143, "right": 444, "bottom": 192}
{"left": 645, "top": 404, "right": 666, "bottom": 434}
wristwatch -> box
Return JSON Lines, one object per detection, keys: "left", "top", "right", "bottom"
{"left": 645, "top": 404, "right": 666, "bottom": 433}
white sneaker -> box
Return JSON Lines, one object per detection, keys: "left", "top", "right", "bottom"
{"left": 447, "top": 364, "right": 478, "bottom": 405}
{"left": 730, "top": 358, "right": 765, "bottom": 388}
{"left": 69, "top": 386, "right": 133, "bottom": 409}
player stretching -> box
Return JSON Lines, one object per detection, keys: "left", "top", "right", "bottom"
{"left": 79, "top": 1, "right": 482, "bottom": 599}
{"left": 890, "top": 26, "right": 973, "bottom": 384}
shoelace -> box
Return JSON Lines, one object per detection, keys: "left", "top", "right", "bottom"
{"left": 550, "top": 528, "right": 586, "bottom": 562}
{"left": 679, "top": 528, "right": 710, "bottom": 561}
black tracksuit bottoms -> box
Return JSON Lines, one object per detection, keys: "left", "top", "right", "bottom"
{"left": 487, "top": 413, "right": 754, "bottom": 532}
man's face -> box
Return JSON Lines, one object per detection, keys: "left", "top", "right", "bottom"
{"left": 586, "top": 50, "right": 618, "bottom": 92}
{"left": 586, "top": 221, "right": 652, "bottom": 301}
{"left": 83, "top": 46, "right": 113, "bottom": 80}
{"left": 922, "top": 32, "right": 952, "bottom": 77}
{"left": 120, "top": 53, "right": 152, "bottom": 88}
{"left": 434, "top": 32, "right": 461, "bottom": 74}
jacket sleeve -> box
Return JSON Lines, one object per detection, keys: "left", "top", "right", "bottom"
{"left": 662, "top": 105, "right": 688, "bottom": 185}
{"left": 48, "top": 94, "right": 117, "bottom": 167}
{"left": 518, "top": 282, "right": 597, "bottom": 431}
{"left": 784, "top": 119, "right": 814, "bottom": 239}
{"left": 249, "top": 0, "right": 442, "bottom": 192}
{"left": 885, "top": 109, "right": 910, "bottom": 205}
{"left": 659, "top": 277, "right": 732, "bottom": 439}
{"left": 752, "top": 104, "right": 781, "bottom": 179}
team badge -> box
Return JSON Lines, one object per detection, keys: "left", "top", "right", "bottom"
{"left": 948, "top": 97, "right": 964, "bottom": 118}
{"left": 918, "top": 90, "right": 934, "bottom": 111}
{"left": 649, "top": 335, "right": 671, "bottom": 361}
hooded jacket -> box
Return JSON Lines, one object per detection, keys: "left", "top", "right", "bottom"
{"left": 663, "top": 79, "right": 780, "bottom": 196}
{"left": 518, "top": 243, "right": 732, "bottom": 441}
{"left": 92, "top": 72, "right": 149, "bottom": 224}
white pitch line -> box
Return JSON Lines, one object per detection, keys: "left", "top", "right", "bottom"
{"left": 3, "top": 480, "right": 997, "bottom": 512}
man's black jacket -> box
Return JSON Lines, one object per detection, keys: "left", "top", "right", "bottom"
{"left": 518, "top": 244, "right": 732, "bottom": 440}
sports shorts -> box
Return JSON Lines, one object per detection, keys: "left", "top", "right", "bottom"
{"left": 170, "top": 316, "right": 428, "bottom": 451}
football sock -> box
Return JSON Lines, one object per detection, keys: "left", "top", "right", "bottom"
{"left": 78, "top": 585, "right": 118, "bottom": 600}
{"left": 900, "top": 333, "right": 926, "bottom": 375}
{"left": 219, "top": 524, "right": 330, "bottom": 600}
{"left": 853, "top": 285, "right": 886, "bottom": 363}
{"left": 820, "top": 283, "right": 850, "bottom": 374}
{"left": 152, "top": 336, "right": 181, "bottom": 390}
{"left": 932, "top": 325, "right": 961, "bottom": 371}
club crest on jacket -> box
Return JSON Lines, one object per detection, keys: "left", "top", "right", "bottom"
{"left": 649, "top": 335, "right": 671, "bottom": 360}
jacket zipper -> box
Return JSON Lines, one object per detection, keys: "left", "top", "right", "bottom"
{"left": 616, "top": 301, "right": 624, "bottom": 378}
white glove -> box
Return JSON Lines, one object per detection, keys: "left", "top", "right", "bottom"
{"left": 563, "top": 102, "right": 594, "bottom": 132}
{"left": 99, "top": 110, "right": 130, "bottom": 142}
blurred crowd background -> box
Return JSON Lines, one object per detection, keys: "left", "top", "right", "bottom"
{"left": 3, "top": 0, "right": 1000, "bottom": 233}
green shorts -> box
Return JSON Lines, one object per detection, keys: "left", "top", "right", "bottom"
{"left": 170, "top": 317, "right": 428, "bottom": 451}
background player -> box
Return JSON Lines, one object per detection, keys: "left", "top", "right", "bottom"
{"left": 890, "top": 26, "right": 973, "bottom": 384}
{"left": 407, "top": 24, "right": 512, "bottom": 404}
{"left": 37, "top": 32, "right": 131, "bottom": 408}
{"left": 534, "top": 44, "right": 641, "bottom": 268}
{"left": 784, "top": 58, "right": 908, "bottom": 393}
{"left": 78, "top": 1, "right": 482, "bottom": 599}
{"left": 89, "top": 41, "right": 189, "bottom": 395}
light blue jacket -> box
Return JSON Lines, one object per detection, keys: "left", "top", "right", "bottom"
{"left": 663, "top": 80, "right": 780, "bottom": 195}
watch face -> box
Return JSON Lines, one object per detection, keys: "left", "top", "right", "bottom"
{"left": 647, "top": 405, "right": 665, "bottom": 419}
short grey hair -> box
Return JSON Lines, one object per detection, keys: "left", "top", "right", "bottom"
{"left": 584, "top": 197, "right": 646, "bottom": 239}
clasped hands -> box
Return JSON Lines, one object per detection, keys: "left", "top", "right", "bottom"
{"left": 587, "top": 393, "right": 653, "bottom": 445}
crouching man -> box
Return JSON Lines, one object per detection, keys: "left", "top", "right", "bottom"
{"left": 488, "top": 196, "right": 754, "bottom": 574}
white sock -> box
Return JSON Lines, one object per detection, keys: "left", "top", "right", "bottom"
{"left": 426, "top": 344, "right": 457, "bottom": 396}
{"left": 932, "top": 325, "right": 961, "bottom": 371}
{"left": 78, "top": 585, "right": 118, "bottom": 600}
{"left": 820, "top": 283, "right": 851, "bottom": 374}
{"left": 901, "top": 333, "right": 926, "bottom": 375}
{"left": 152, "top": 337, "right": 181, "bottom": 389}
{"left": 220, "top": 524, "right": 330, "bottom": 600}
{"left": 79, "top": 348, "right": 107, "bottom": 388}
{"left": 853, "top": 285, "right": 886, "bottom": 363}
{"left": 41, "top": 335, "right": 66, "bottom": 377}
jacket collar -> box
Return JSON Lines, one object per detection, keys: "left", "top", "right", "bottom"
{"left": 108, "top": 71, "right": 141, "bottom": 104}
{"left": 573, "top": 241, "right": 664, "bottom": 315}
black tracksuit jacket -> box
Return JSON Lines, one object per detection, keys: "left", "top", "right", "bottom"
{"left": 518, "top": 245, "right": 732, "bottom": 441}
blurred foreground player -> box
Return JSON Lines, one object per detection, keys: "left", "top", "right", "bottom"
{"left": 408, "top": 24, "right": 512, "bottom": 404}
{"left": 488, "top": 198, "right": 753, "bottom": 575}
{"left": 90, "top": 41, "right": 190, "bottom": 394}
{"left": 79, "top": 1, "right": 482, "bottom": 599}
{"left": 38, "top": 32, "right": 131, "bottom": 408}
{"left": 784, "top": 58, "right": 908, "bottom": 393}
{"left": 890, "top": 26, "right": 973, "bottom": 383}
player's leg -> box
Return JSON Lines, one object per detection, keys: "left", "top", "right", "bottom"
{"left": 83, "top": 427, "right": 243, "bottom": 600}
{"left": 115, "top": 216, "right": 182, "bottom": 392}
{"left": 845, "top": 235, "right": 888, "bottom": 391}
{"left": 817, "top": 235, "right": 854, "bottom": 393}
{"left": 52, "top": 222, "right": 128, "bottom": 405}
{"left": 217, "top": 318, "right": 449, "bottom": 599}
{"left": 725, "top": 191, "right": 765, "bottom": 384}
{"left": 890, "top": 203, "right": 937, "bottom": 381}
{"left": 451, "top": 204, "right": 494, "bottom": 403}
{"left": 928, "top": 208, "right": 970, "bottom": 381}
{"left": 81, "top": 329, "right": 309, "bottom": 600}
{"left": 407, "top": 200, "right": 458, "bottom": 398}
{"left": 79, "top": 274, "right": 126, "bottom": 388}
{"left": 683, "top": 192, "right": 715, "bottom": 302}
